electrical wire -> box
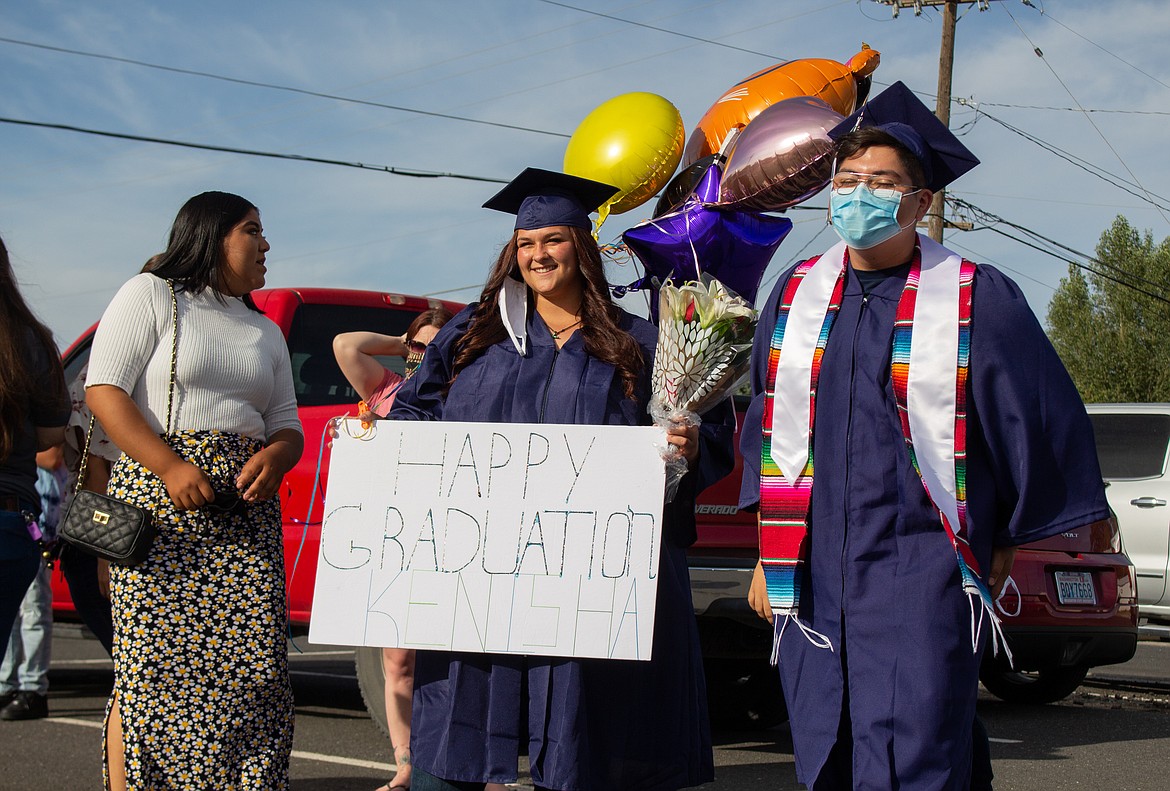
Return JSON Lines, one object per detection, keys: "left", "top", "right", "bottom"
{"left": 535, "top": 0, "right": 857, "bottom": 60}
{"left": 963, "top": 106, "right": 1170, "bottom": 214}
{"left": 0, "top": 35, "right": 570, "bottom": 139}
{"left": 423, "top": 283, "right": 484, "bottom": 298}
{"left": 979, "top": 223, "right": 1170, "bottom": 307}
{"left": 999, "top": 3, "right": 1170, "bottom": 227}
{"left": 0, "top": 116, "right": 511, "bottom": 184}
{"left": 535, "top": 0, "right": 779, "bottom": 58}
{"left": 1030, "top": 8, "right": 1170, "bottom": 93}
{"left": 951, "top": 195, "right": 1170, "bottom": 306}
{"left": 971, "top": 102, "right": 1170, "bottom": 116}
{"left": 942, "top": 237, "right": 1058, "bottom": 295}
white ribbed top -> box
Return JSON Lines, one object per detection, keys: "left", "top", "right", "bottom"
{"left": 86, "top": 273, "right": 302, "bottom": 442}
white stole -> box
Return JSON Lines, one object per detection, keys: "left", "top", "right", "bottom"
{"left": 770, "top": 235, "right": 963, "bottom": 531}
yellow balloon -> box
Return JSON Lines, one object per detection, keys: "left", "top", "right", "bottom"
{"left": 563, "top": 92, "right": 684, "bottom": 228}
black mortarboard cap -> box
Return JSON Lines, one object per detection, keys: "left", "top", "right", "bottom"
{"left": 483, "top": 167, "right": 618, "bottom": 231}
{"left": 828, "top": 81, "right": 979, "bottom": 192}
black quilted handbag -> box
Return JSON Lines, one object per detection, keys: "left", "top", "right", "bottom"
{"left": 59, "top": 489, "right": 156, "bottom": 565}
{"left": 60, "top": 281, "right": 178, "bottom": 566}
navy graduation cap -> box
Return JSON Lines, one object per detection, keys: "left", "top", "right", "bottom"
{"left": 484, "top": 167, "right": 618, "bottom": 231}
{"left": 828, "top": 81, "right": 980, "bottom": 192}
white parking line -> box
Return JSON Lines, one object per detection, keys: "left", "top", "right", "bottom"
{"left": 289, "top": 750, "right": 393, "bottom": 772}
{"left": 44, "top": 716, "right": 395, "bottom": 772}
{"left": 49, "top": 716, "right": 102, "bottom": 729}
{"left": 988, "top": 737, "right": 1024, "bottom": 744}
{"left": 288, "top": 670, "right": 357, "bottom": 680}
{"left": 287, "top": 649, "right": 355, "bottom": 658}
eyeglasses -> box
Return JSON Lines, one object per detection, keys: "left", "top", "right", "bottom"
{"left": 406, "top": 340, "right": 427, "bottom": 354}
{"left": 830, "top": 172, "right": 920, "bottom": 200}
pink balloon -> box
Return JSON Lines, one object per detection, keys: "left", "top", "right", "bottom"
{"left": 716, "top": 97, "right": 844, "bottom": 212}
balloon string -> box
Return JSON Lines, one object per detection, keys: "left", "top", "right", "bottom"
{"left": 685, "top": 206, "right": 702, "bottom": 280}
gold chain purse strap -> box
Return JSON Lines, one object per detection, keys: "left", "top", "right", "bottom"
{"left": 72, "top": 279, "right": 180, "bottom": 493}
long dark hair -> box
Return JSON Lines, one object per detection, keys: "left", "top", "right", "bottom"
{"left": 0, "top": 236, "right": 66, "bottom": 461}
{"left": 450, "top": 226, "right": 644, "bottom": 400}
{"left": 407, "top": 307, "right": 454, "bottom": 340}
{"left": 148, "top": 191, "right": 263, "bottom": 312}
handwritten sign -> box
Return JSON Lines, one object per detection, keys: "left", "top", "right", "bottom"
{"left": 308, "top": 420, "right": 666, "bottom": 660}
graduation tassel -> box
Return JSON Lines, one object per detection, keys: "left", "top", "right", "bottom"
{"left": 770, "top": 613, "right": 835, "bottom": 667}
{"left": 958, "top": 551, "right": 1014, "bottom": 667}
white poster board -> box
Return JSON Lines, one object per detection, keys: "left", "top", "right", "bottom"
{"left": 308, "top": 420, "right": 666, "bottom": 661}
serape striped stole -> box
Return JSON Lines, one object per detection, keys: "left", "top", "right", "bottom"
{"left": 758, "top": 254, "right": 844, "bottom": 617}
{"left": 760, "top": 237, "right": 997, "bottom": 654}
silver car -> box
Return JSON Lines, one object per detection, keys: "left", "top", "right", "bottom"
{"left": 1087, "top": 404, "right": 1170, "bottom": 621}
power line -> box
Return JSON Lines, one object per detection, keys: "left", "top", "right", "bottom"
{"left": 952, "top": 196, "right": 1170, "bottom": 306}
{"left": 1033, "top": 9, "right": 1170, "bottom": 93}
{"left": 943, "top": 237, "right": 1057, "bottom": 294}
{"left": 423, "top": 283, "right": 483, "bottom": 298}
{"left": 965, "top": 106, "right": 1170, "bottom": 214}
{"left": 535, "top": 0, "right": 784, "bottom": 59}
{"left": 0, "top": 35, "right": 570, "bottom": 139}
{"left": 980, "top": 223, "right": 1170, "bottom": 307}
{"left": 0, "top": 116, "right": 511, "bottom": 184}
{"left": 999, "top": 3, "right": 1170, "bottom": 227}
{"left": 4, "top": 29, "right": 1157, "bottom": 136}
{"left": 972, "top": 102, "right": 1170, "bottom": 116}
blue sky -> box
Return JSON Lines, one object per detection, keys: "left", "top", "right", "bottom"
{"left": 3, "top": 0, "right": 1168, "bottom": 348}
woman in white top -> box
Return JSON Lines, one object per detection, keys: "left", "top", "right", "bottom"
{"left": 87, "top": 192, "right": 304, "bottom": 791}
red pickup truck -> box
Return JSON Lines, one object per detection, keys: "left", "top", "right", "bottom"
{"left": 52, "top": 285, "right": 1138, "bottom": 732}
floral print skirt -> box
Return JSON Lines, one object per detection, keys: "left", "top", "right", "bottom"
{"left": 103, "top": 431, "right": 293, "bottom": 790}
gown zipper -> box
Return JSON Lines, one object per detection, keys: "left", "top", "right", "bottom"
{"left": 538, "top": 346, "right": 560, "bottom": 424}
{"left": 841, "top": 293, "right": 869, "bottom": 631}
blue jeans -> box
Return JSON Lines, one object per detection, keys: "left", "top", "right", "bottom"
{"left": 0, "top": 510, "right": 41, "bottom": 663}
{"left": 0, "top": 564, "right": 51, "bottom": 694}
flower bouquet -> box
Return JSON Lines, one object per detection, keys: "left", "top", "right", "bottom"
{"left": 650, "top": 274, "right": 757, "bottom": 500}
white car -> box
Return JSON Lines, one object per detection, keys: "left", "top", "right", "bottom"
{"left": 1087, "top": 404, "right": 1170, "bottom": 621}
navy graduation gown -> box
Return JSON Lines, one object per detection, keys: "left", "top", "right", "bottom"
{"left": 738, "top": 253, "right": 1109, "bottom": 790}
{"left": 391, "top": 304, "right": 733, "bottom": 791}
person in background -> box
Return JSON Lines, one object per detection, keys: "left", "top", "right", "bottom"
{"left": 740, "top": 82, "right": 1109, "bottom": 790}
{"left": 58, "top": 361, "right": 121, "bottom": 654}
{"left": 334, "top": 307, "right": 453, "bottom": 425}
{"left": 0, "top": 445, "right": 67, "bottom": 720}
{"left": 87, "top": 192, "right": 304, "bottom": 790}
{"left": 58, "top": 255, "right": 161, "bottom": 655}
{"left": 0, "top": 235, "right": 69, "bottom": 667}
{"left": 390, "top": 168, "right": 734, "bottom": 791}
{"left": 334, "top": 306, "right": 453, "bottom": 791}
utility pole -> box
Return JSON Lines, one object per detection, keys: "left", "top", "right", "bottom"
{"left": 929, "top": 1, "right": 958, "bottom": 243}
{"left": 872, "top": 0, "right": 998, "bottom": 242}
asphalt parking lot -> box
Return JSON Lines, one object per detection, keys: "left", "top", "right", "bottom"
{"left": 1, "top": 628, "right": 1168, "bottom": 790}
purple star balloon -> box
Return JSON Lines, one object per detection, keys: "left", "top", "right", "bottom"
{"left": 620, "top": 163, "right": 791, "bottom": 318}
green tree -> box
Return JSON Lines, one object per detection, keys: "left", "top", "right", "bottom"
{"left": 1046, "top": 216, "right": 1170, "bottom": 402}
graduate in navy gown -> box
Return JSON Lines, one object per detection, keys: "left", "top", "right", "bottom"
{"left": 390, "top": 168, "right": 733, "bottom": 791}
{"left": 739, "top": 83, "right": 1109, "bottom": 790}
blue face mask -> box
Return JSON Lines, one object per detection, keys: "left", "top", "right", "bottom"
{"left": 829, "top": 185, "right": 912, "bottom": 250}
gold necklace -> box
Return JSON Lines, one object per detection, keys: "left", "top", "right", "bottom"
{"left": 548, "top": 316, "right": 583, "bottom": 340}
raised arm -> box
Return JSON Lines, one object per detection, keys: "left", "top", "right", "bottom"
{"left": 333, "top": 331, "right": 409, "bottom": 402}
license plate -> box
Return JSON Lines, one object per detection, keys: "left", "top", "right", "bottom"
{"left": 1054, "top": 570, "right": 1097, "bottom": 605}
